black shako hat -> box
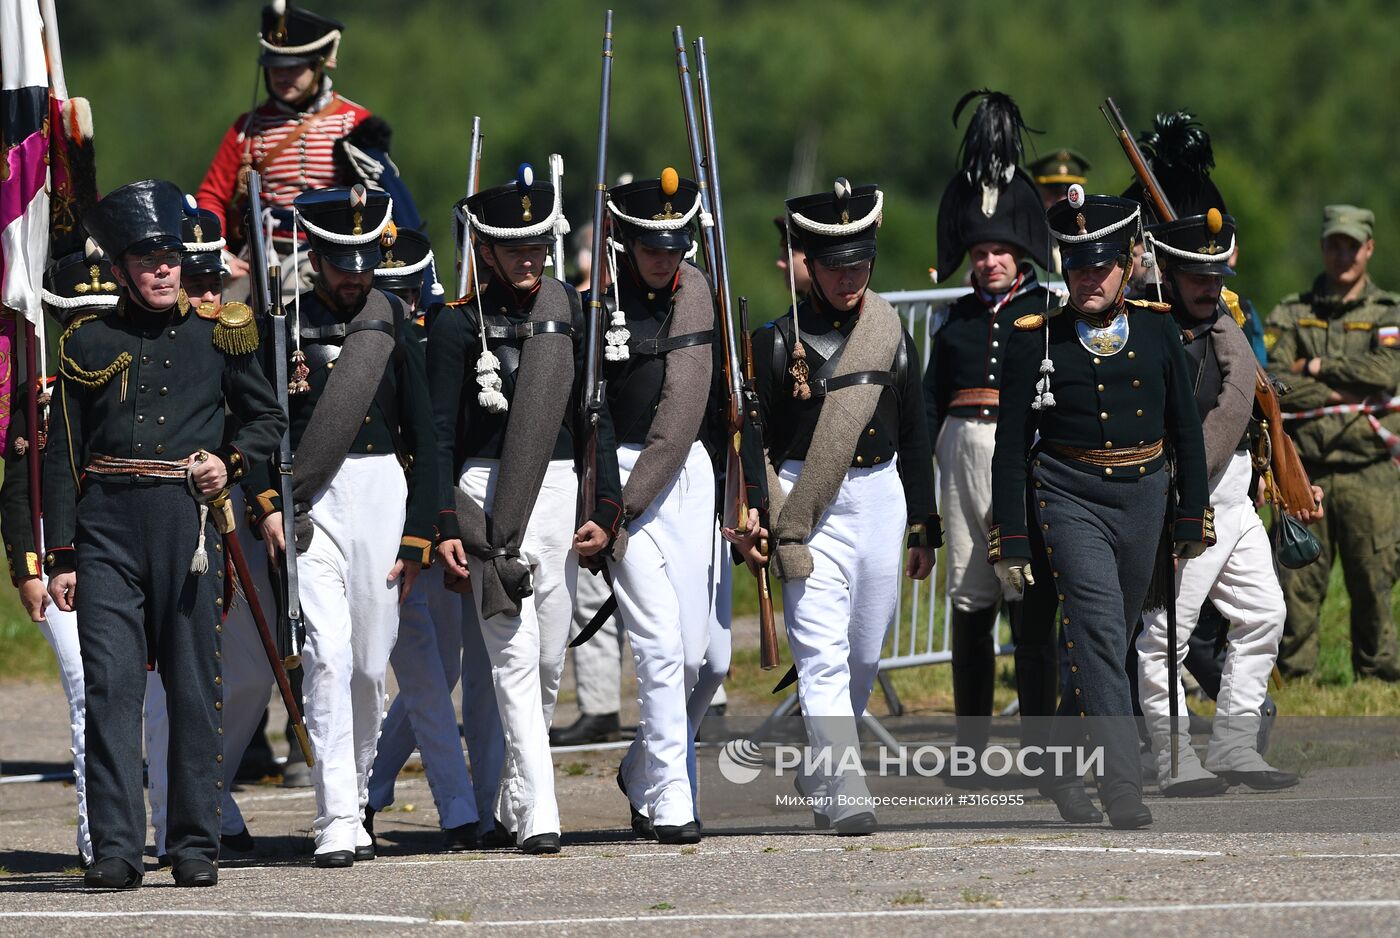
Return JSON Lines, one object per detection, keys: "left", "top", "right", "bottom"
{"left": 1148, "top": 209, "right": 1237, "bottom": 277}
{"left": 1047, "top": 191, "right": 1141, "bottom": 271}
{"left": 607, "top": 169, "right": 700, "bottom": 252}
{"left": 84, "top": 178, "right": 185, "bottom": 261}
{"left": 461, "top": 162, "right": 561, "bottom": 247}
{"left": 785, "top": 178, "right": 882, "bottom": 266}
{"left": 43, "top": 245, "right": 120, "bottom": 323}
{"left": 374, "top": 227, "right": 434, "bottom": 293}
{"left": 935, "top": 89, "right": 1049, "bottom": 280}
{"left": 180, "top": 195, "right": 226, "bottom": 277}
{"left": 294, "top": 184, "right": 394, "bottom": 273}
{"left": 259, "top": 2, "right": 344, "bottom": 68}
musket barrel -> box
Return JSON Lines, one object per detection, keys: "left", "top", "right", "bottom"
{"left": 693, "top": 37, "right": 745, "bottom": 408}
{"left": 673, "top": 27, "right": 719, "bottom": 275}
{"left": 580, "top": 10, "right": 615, "bottom": 513}
{"left": 458, "top": 116, "right": 483, "bottom": 299}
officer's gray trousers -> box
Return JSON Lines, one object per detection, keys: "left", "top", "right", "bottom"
{"left": 76, "top": 481, "right": 223, "bottom": 870}
{"left": 1031, "top": 452, "right": 1166, "bottom": 809}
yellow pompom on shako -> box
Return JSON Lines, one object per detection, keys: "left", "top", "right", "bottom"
{"left": 660, "top": 166, "right": 680, "bottom": 198}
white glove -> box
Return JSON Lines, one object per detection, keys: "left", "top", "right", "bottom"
{"left": 1174, "top": 540, "right": 1208, "bottom": 560}
{"left": 994, "top": 560, "right": 1035, "bottom": 594}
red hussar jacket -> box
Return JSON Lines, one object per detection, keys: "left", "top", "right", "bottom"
{"left": 197, "top": 80, "right": 370, "bottom": 241}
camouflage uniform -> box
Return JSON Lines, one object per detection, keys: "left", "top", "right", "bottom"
{"left": 1266, "top": 275, "right": 1400, "bottom": 679}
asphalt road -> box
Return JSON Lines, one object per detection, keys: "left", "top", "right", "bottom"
{"left": 3, "top": 679, "right": 1399, "bottom": 937}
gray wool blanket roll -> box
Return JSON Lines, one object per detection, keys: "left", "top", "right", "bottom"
{"left": 455, "top": 278, "right": 576, "bottom": 620}
{"left": 611, "top": 262, "right": 715, "bottom": 558}
{"left": 766, "top": 291, "right": 902, "bottom": 580}
{"left": 291, "top": 289, "right": 400, "bottom": 550}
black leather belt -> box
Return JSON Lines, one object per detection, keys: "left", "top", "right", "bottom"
{"left": 811, "top": 371, "right": 893, "bottom": 396}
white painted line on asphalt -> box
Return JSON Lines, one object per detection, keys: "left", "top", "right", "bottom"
{"left": 1014, "top": 845, "right": 1223, "bottom": 857}
{"left": 430, "top": 899, "right": 1400, "bottom": 927}
{"left": 549, "top": 740, "right": 634, "bottom": 754}
{"left": 0, "top": 910, "right": 426, "bottom": 925}
{"left": 9, "top": 899, "right": 1400, "bottom": 929}
{"left": 0, "top": 771, "right": 68, "bottom": 784}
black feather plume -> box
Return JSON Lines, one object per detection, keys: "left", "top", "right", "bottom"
{"left": 1139, "top": 110, "right": 1214, "bottom": 180}
{"left": 952, "top": 89, "right": 1039, "bottom": 193}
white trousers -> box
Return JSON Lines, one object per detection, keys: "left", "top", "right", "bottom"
{"left": 935, "top": 416, "right": 1011, "bottom": 612}
{"left": 567, "top": 566, "right": 623, "bottom": 715}
{"left": 694, "top": 536, "right": 732, "bottom": 727}
{"left": 614, "top": 443, "right": 715, "bottom": 827}
{"left": 780, "top": 459, "right": 906, "bottom": 823}
{"left": 462, "top": 458, "right": 577, "bottom": 841}
{"left": 370, "top": 575, "right": 504, "bottom": 830}
{"left": 37, "top": 601, "right": 90, "bottom": 863}
{"left": 1138, "top": 450, "right": 1287, "bottom": 786}
{"left": 146, "top": 489, "right": 277, "bottom": 854}
{"left": 299, "top": 454, "right": 407, "bottom": 854}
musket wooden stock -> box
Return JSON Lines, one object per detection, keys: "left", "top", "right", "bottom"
{"left": 1100, "top": 97, "right": 1318, "bottom": 518}
{"left": 213, "top": 494, "right": 315, "bottom": 768}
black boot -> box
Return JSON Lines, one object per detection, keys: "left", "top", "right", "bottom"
{"left": 950, "top": 606, "right": 998, "bottom": 783}
{"left": 1044, "top": 785, "right": 1104, "bottom": 824}
{"left": 1106, "top": 794, "right": 1154, "bottom": 829}
{"left": 172, "top": 858, "right": 218, "bottom": 887}
{"left": 550, "top": 712, "right": 621, "bottom": 746}
{"left": 85, "top": 858, "right": 142, "bottom": 890}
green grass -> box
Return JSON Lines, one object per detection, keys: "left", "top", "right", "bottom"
{"left": 0, "top": 574, "right": 54, "bottom": 681}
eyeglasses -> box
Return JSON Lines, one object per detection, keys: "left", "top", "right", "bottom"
{"left": 134, "top": 250, "right": 181, "bottom": 270}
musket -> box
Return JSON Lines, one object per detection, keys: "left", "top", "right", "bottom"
{"left": 246, "top": 171, "right": 304, "bottom": 667}
{"left": 740, "top": 296, "right": 778, "bottom": 672}
{"left": 549, "top": 153, "right": 567, "bottom": 279}
{"left": 1100, "top": 97, "right": 1317, "bottom": 520}
{"left": 209, "top": 492, "right": 314, "bottom": 767}
{"left": 685, "top": 34, "right": 778, "bottom": 670}
{"left": 690, "top": 35, "right": 748, "bottom": 534}
{"left": 579, "top": 10, "right": 614, "bottom": 520}
{"left": 456, "top": 117, "right": 483, "bottom": 300}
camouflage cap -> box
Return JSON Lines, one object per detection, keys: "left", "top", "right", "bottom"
{"left": 1321, "top": 204, "right": 1374, "bottom": 243}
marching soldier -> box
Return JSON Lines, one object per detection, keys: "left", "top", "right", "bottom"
{"left": 144, "top": 199, "right": 275, "bottom": 862}
{"left": 44, "top": 179, "right": 284, "bottom": 888}
{"left": 245, "top": 185, "right": 439, "bottom": 868}
{"left": 599, "top": 170, "right": 717, "bottom": 844}
{"left": 1, "top": 245, "right": 124, "bottom": 870}
{"left": 430, "top": 166, "right": 623, "bottom": 855}
{"left": 1136, "top": 208, "right": 1298, "bottom": 794}
{"left": 1267, "top": 205, "right": 1400, "bottom": 681}
{"left": 990, "top": 189, "right": 1213, "bottom": 829}
{"left": 366, "top": 229, "right": 506, "bottom": 852}
{"left": 731, "top": 179, "right": 939, "bottom": 835}
{"left": 927, "top": 90, "right": 1059, "bottom": 767}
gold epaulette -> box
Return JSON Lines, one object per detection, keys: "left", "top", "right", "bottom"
{"left": 58, "top": 312, "right": 132, "bottom": 389}
{"left": 1127, "top": 298, "right": 1173, "bottom": 312}
{"left": 211, "top": 301, "right": 259, "bottom": 355}
{"left": 1013, "top": 313, "right": 1046, "bottom": 330}
{"left": 1221, "top": 288, "right": 1246, "bottom": 327}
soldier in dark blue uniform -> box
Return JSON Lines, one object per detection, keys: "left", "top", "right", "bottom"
{"left": 732, "top": 180, "right": 939, "bottom": 834}
{"left": 430, "top": 166, "right": 622, "bottom": 854}
{"left": 990, "top": 190, "right": 1213, "bottom": 829}
{"left": 596, "top": 169, "right": 717, "bottom": 844}
{"left": 926, "top": 90, "right": 1060, "bottom": 769}
{"left": 243, "top": 185, "right": 439, "bottom": 868}
{"left": 43, "top": 179, "right": 285, "bottom": 889}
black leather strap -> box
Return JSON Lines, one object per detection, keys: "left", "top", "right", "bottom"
{"left": 482, "top": 319, "right": 574, "bottom": 341}
{"left": 630, "top": 328, "right": 714, "bottom": 357}
{"left": 811, "top": 371, "right": 893, "bottom": 396}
